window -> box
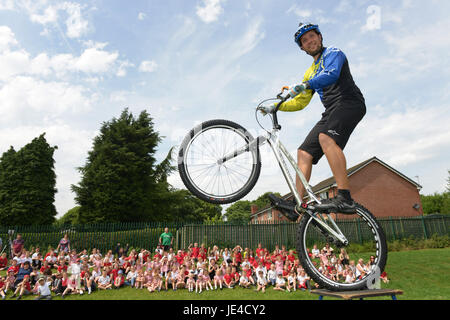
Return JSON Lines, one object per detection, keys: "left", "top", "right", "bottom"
{"left": 268, "top": 211, "right": 272, "bottom": 220}
{"left": 320, "top": 192, "right": 328, "bottom": 200}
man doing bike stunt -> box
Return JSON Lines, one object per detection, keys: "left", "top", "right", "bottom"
{"left": 260, "top": 23, "right": 366, "bottom": 219}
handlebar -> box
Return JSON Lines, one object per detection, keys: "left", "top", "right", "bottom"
{"left": 256, "top": 87, "right": 292, "bottom": 131}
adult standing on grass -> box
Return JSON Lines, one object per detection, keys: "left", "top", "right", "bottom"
{"left": 159, "top": 227, "right": 173, "bottom": 252}
{"left": 12, "top": 234, "right": 24, "bottom": 258}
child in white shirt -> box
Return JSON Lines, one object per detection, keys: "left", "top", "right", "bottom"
{"left": 256, "top": 270, "right": 267, "bottom": 293}
{"left": 35, "top": 277, "right": 52, "bottom": 300}
{"left": 267, "top": 264, "right": 277, "bottom": 286}
{"left": 273, "top": 272, "right": 286, "bottom": 291}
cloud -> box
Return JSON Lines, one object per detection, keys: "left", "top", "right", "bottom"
{"left": 62, "top": 2, "right": 89, "bottom": 38}
{"left": 3, "top": 1, "right": 90, "bottom": 39}
{"left": 0, "top": 0, "right": 14, "bottom": 10}
{"left": 170, "top": 16, "right": 197, "bottom": 44}
{"left": 73, "top": 47, "right": 118, "bottom": 73}
{"left": 353, "top": 18, "right": 450, "bottom": 80}
{"left": 0, "top": 35, "right": 120, "bottom": 80}
{"left": 229, "top": 16, "right": 265, "bottom": 59}
{"left": 0, "top": 76, "right": 95, "bottom": 125}
{"left": 196, "top": 0, "right": 225, "bottom": 24}
{"left": 138, "top": 12, "right": 146, "bottom": 21}
{"left": 30, "top": 5, "right": 59, "bottom": 25}
{"left": 0, "top": 26, "right": 18, "bottom": 51}
{"left": 286, "top": 5, "right": 336, "bottom": 24}
{"left": 116, "top": 60, "right": 134, "bottom": 77}
{"left": 139, "top": 60, "right": 158, "bottom": 73}
{"left": 286, "top": 5, "right": 311, "bottom": 18}
{"left": 348, "top": 104, "right": 450, "bottom": 168}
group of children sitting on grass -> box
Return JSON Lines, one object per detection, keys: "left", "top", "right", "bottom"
{"left": 0, "top": 241, "right": 388, "bottom": 299}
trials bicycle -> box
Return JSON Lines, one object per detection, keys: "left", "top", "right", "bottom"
{"left": 177, "top": 88, "right": 387, "bottom": 291}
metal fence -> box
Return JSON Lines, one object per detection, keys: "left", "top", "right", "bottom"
{"left": 0, "top": 215, "right": 448, "bottom": 254}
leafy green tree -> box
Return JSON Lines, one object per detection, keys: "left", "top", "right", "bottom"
{"left": 0, "top": 134, "right": 57, "bottom": 225}
{"left": 71, "top": 109, "right": 175, "bottom": 223}
{"left": 443, "top": 192, "right": 450, "bottom": 214}
{"left": 164, "top": 189, "right": 222, "bottom": 222}
{"left": 55, "top": 206, "right": 81, "bottom": 226}
{"left": 224, "top": 200, "right": 252, "bottom": 223}
{"left": 0, "top": 147, "right": 19, "bottom": 224}
{"left": 421, "top": 192, "right": 450, "bottom": 215}
{"left": 420, "top": 172, "right": 450, "bottom": 215}
{"left": 251, "top": 192, "right": 282, "bottom": 211}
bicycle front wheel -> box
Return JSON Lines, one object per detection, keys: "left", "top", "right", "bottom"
{"left": 296, "top": 203, "right": 388, "bottom": 291}
{"left": 178, "top": 119, "right": 261, "bottom": 204}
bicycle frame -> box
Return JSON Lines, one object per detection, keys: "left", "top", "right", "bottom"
{"left": 262, "top": 128, "right": 349, "bottom": 245}
{"left": 219, "top": 122, "right": 349, "bottom": 245}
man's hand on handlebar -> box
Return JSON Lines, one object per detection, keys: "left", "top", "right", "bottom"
{"left": 282, "top": 83, "right": 308, "bottom": 99}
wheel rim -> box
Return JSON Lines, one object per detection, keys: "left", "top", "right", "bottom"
{"left": 300, "top": 207, "right": 386, "bottom": 289}
{"left": 183, "top": 125, "right": 258, "bottom": 201}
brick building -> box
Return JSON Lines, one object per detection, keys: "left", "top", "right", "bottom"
{"left": 250, "top": 157, "right": 423, "bottom": 222}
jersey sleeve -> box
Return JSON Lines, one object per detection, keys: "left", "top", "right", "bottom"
{"left": 278, "top": 89, "right": 314, "bottom": 112}
{"left": 306, "top": 48, "right": 346, "bottom": 90}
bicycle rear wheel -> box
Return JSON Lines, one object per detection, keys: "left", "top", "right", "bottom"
{"left": 296, "top": 203, "right": 387, "bottom": 291}
{"left": 178, "top": 119, "right": 261, "bottom": 204}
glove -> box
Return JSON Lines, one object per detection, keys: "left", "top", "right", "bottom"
{"left": 257, "top": 103, "right": 276, "bottom": 115}
{"left": 287, "top": 83, "right": 308, "bottom": 98}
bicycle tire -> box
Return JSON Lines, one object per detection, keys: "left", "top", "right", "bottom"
{"left": 296, "top": 203, "right": 388, "bottom": 291}
{"left": 178, "top": 119, "right": 261, "bottom": 204}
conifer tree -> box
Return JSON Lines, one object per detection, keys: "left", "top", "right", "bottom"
{"left": 0, "top": 134, "right": 57, "bottom": 225}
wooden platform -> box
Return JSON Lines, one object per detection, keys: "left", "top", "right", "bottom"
{"left": 311, "top": 288, "right": 404, "bottom": 300}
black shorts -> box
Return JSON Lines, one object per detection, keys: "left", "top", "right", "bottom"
{"left": 163, "top": 245, "right": 172, "bottom": 251}
{"left": 299, "top": 102, "right": 366, "bottom": 165}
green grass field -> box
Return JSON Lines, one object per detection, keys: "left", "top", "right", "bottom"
{"left": 2, "top": 248, "right": 449, "bottom": 300}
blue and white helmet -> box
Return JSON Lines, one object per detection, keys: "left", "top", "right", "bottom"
{"left": 294, "top": 23, "right": 321, "bottom": 47}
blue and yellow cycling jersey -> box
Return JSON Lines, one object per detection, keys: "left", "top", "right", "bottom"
{"left": 279, "top": 47, "right": 365, "bottom": 112}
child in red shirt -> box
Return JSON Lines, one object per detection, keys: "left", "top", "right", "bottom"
{"left": 231, "top": 266, "right": 240, "bottom": 283}
{"left": 0, "top": 276, "right": 6, "bottom": 300}
{"left": 0, "top": 253, "right": 8, "bottom": 271}
{"left": 199, "top": 244, "right": 207, "bottom": 260}
{"left": 287, "top": 250, "right": 296, "bottom": 263}
{"left": 12, "top": 275, "right": 31, "bottom": 300}
{"left": 176, "top": 251, "right": 184, "bottom": 264}
{"left": 255, "top": 244, "right": 264, "bottom": 258}
{"left": 190, "top": 243, "right": 200, "bottom": 261}
{"left": 8, "top": 261, "right": 20, "bottom": 275}
{"left": 243, "top": 266, "right": 255, "bottom": 286}
{"left": 57, "top": 263, "right": 68, "bottom": 275}
{"left": 113, "top": 271, "right": 125, "bottom": 289}
{"left": 223, "top": 268, "right": 234, "bottom": 289}
{"left": 111, "top": 263, "right": 120, "bottom": 281}
{"left": 40, "top": 261, "right": 51, "bottom": 275}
